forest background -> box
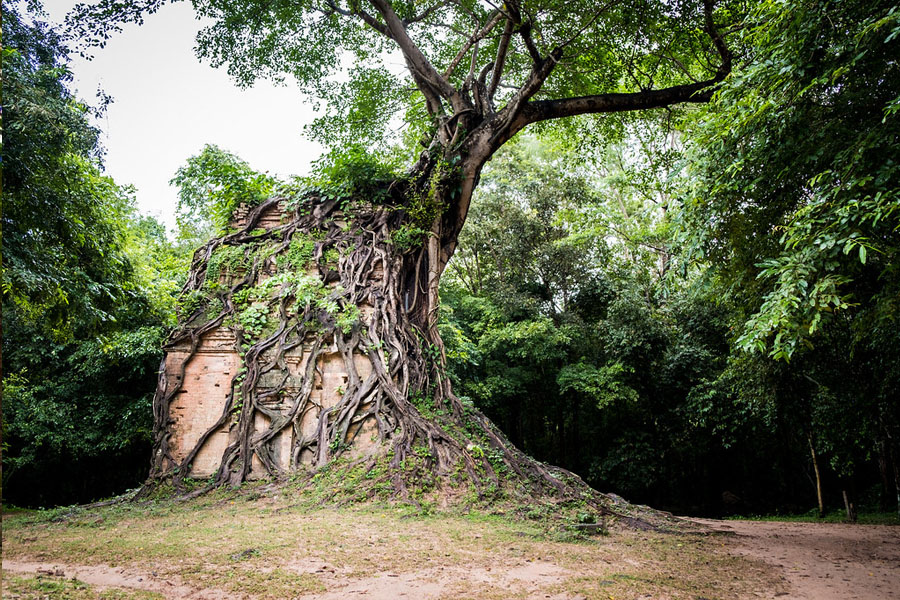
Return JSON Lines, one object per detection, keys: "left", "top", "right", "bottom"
{"left": 3, "top": 0, "right": 899, "bottom": 520}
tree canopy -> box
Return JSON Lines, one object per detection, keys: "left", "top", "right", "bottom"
{"left": 69, "top": 0, "right": 736, "bottom": 254}
{"left": 3, "top": 3, "right": 131, "bottom": 338}
{"left": 683, "top": 0, "right": 900, "bottom": 362}
{"left": 2, "top": 1, "right": 190, "bottom": 505}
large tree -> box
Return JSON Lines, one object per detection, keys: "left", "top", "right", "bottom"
{"left": 71, "top": 0, "right": 736, "bottom": 509}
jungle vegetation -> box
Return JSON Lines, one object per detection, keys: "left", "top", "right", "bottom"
{"left": 2, "top": 0, "right": 899, "bottom": 518}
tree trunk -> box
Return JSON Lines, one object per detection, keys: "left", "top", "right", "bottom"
{"left": 842, "top": 488, "right": 857, "bottom": 523}
{"left": 891, "top": 441, "right": 900, "bottom": 519}
{"left": 807, "top": 431, "right": 825, "bottom": 518}
{"left": 877, "top": 439, "right": 891, "bottom": 512}
{"left": 136, "top": 163, "right": 666, "bottom": 527}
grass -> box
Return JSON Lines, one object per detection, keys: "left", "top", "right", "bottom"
{"left": 727, "top": 509, "right": 900, "bottom": 525}
{"left": 1, "top": 572, "right": 163, "bottom": 599}
{"left": 2, "top": 486, "right": 783, "bottom": 600}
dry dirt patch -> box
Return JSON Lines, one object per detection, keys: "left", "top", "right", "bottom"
{"left": 3, "top": 497, "right": 782, "bottom": 599}
{"left": 2, "top": 561, "right": 223, "bottom": 599}
{"left": 692, "top": 518, "right": 900, "bottom": 600}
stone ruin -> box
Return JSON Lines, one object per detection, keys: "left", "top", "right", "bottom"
{"left": 160, "top": 201, "right": 379, "bottom": 478}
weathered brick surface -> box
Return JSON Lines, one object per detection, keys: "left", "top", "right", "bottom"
{"left": 167, "top": 328, "right": 239, "bottom": 477}
{"left": 231, "top": 201, "right": 286, "bottom": 231}
{"left": 166, "top": 202, "right": 382, "bottom": 478}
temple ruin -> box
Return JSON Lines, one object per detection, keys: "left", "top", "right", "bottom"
{"left": 159, "top": 201, "right": 380, "bottom": 479}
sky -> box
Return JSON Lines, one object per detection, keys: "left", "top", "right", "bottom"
{"left": 43, "top": 0, "right": 324, "bottom": 231}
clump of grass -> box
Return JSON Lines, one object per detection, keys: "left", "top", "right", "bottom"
{"left": 1, "top": 571, "right": 163, "bottom": 599}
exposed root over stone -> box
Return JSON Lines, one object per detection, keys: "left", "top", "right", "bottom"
{"left": 137, "top": 189, "right": 679, "bottom": 531}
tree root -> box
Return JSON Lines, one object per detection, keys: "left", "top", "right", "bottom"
{"left": 136, "top": 188, "right": 680, "bottom": 532}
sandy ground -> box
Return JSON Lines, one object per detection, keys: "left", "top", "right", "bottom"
{"left": 692, "top": 518, "right": 900, "bottom": 600}
{"left": 2, "top": 560, "right": 231, "bottom": 599}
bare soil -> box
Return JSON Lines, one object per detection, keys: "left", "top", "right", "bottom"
{"left": 3, "top": 495, "right": 894, "bottom": 600}
{"left": 1, "top": 557, "right": 572, "bottom": 600}
{"left": 692, "top": 518, "right": 900, "bottom": 600}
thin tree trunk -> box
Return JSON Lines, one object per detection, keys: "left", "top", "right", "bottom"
{"left": 807, "top": 431, "right": 825, "bottom": 518}
{"left": 877, "top": 439, "right": 891, "bottom": 512}
{"left": 842, "top": 488, "right": 857, "bottom": 523}
{"left": 891, "top": 442, "right": 900, "bottom": 518}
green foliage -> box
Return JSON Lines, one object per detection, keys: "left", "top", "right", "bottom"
{"left": 280, "top": 145, "right": 402, "bottom": 220}
{"left": 284, "top": 235, "right": 315, "bottom": 271}
{"left": 390, "top": 156, "right": 462, "bottom": 250}
{"left": 177, "top": 289, "right": 206, "bottom": 318}
{"left": 234, "top": 303, "right": 269, "bottom": 338}
{"left": 442, "top": 137, "right": 900, "bottom": 516}
{"left": 443, "top": 140, "right": 689, "bottom": 501}
{"left": 2, "top": 2, "right": 135, "bottom": 339}
{"left": 386, "top": 225, "right": 425, "bottom": 251}
{"left": 668, "top": 1, "right": 900, "bottom": 518}
{"left": 446, "top": 139, "right": 609, "bottom": 313}
{"left": 69, "top": 0, "right": 738, "bottom": 164}
{"left": 323, "top": 247, "right": 341, "bottom": 265}
{"left": 123, "top": 215, "right": 192, "bottom": 327}
{"left": 682, "top": 0, "right": 900, "bottom": 361}
{"left": 3, "top": 317, "right": 164, "bottom": 507}
{"left": 308, "top": 145, "right": 400, "bottom": 203}
{"left": 336, "top": 304, "right": 360, "bottom": 334}
{"left": 2, "top": 2, "right": 183, "bottom": 507}
{"left": 171, "top": 144, "right": 278, "bottom": 239}
{"left": 205, "top": 244, "right": 248, "bottom": 286}
{"left": 556, "top": 363, "right": 638, "bottom": 410}
{"left": 223, "top": 260, "right": 359, "bottom": 337}
{"left": 291, "top": 274, "right": 331, "bottom": 313}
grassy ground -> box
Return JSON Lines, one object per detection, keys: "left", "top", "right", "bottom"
{"left": 2, "top": 485, "right": 783, "bottom": 600}
{"left": 726, "top": 509, "right": 900, "bottom": 525}
{"left": 2, "top": 572, "right": 164, "bottom": 599}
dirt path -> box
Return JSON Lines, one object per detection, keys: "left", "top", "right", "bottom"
{"left": 2, "top": 560, "right": 233, "bottom": 599}
{"left": 2, "top": 558, "right": 574, "bottom": 600}
{"left": 692, "top": 518, "right": 900, "bottom": 600}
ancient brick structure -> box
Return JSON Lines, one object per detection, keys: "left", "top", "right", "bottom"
{"left": 162, "top": 201, "right": 378, "bottom": 478}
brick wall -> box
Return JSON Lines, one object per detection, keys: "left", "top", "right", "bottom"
{"left": 166, "top": 200, "right": 381, "bottom": 478}
{"left": 167, "top": 328, "right": 239, "bottom": 477}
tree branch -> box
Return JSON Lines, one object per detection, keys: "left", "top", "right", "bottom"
{"left": 464, "top": 41, "right": 480, "bottom": 90}
{"left": 324, "top": 0, "right": 391, "bottom": 38}
{"left": 488, "top": 17, "right": 513, "bottom": 100}
{"left": 488, "top": 46, "right": 562, "bottom": 140}
{"left": 474, "top": 60, "right": 495, "bottom": 114}
{"left": 367, "top": 0, "right": 455, "bottom": 113}
{"left": 443, "top": 10, "right": 504, "bottom": 80}
{"left": 704, "top": 0, "right": 732, "bottom": 77}
{"left": 518, "top": 20, "right": 542, "bottom": 63}
{"left": 512, "top": 0, "right": 733, "bottom": 130}
{"left": 516, "top": 78, "right": 719, "bottom": 126}
{"left": 402, "top": 1, "right": 447, "bottom": 25}
{"left": 504, "top": 1, "right": 541, "bottom": 64}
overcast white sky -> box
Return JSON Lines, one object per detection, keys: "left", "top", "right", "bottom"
{"left": 43, "top": 0, "right": 324, "bottom": 231}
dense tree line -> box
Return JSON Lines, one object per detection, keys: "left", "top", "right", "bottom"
{"left": 3, "top": 0, "right": 898, "bottom": 515}
{"left": 442, "top": 134, "right": 898, "bottom": 515}
{"left": 1, "top": 2, "right": 189, "bottom": 506}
